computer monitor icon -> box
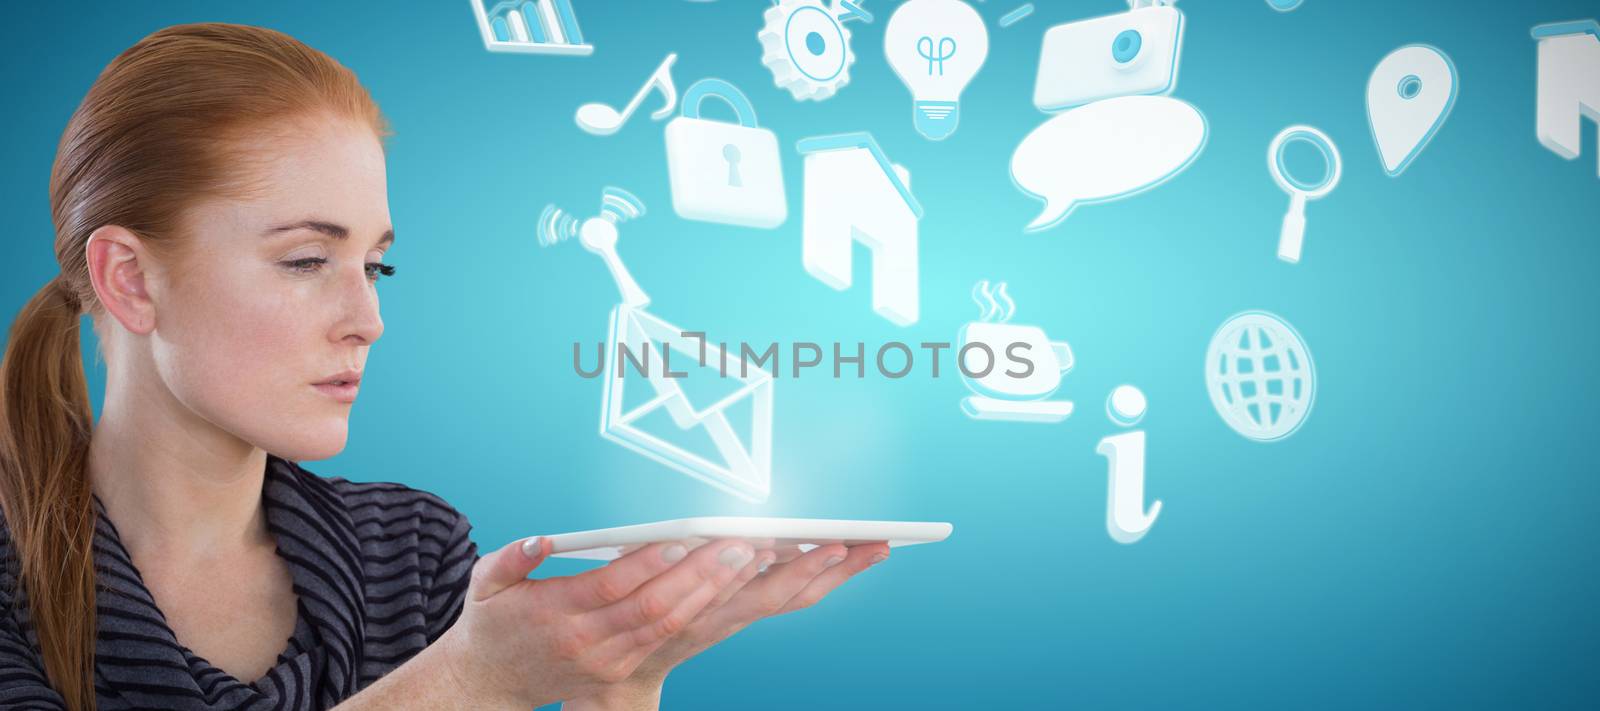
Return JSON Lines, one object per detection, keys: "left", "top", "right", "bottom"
{"left": 470, "top": 0, "right": 593, "bottom": 56}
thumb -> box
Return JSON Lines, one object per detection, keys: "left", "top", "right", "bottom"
{"left": 470, "top": 536, "right": 549, "bottom": 602}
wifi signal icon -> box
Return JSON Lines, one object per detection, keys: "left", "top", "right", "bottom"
{"left": 536, "top": 204, "right": 579, "bottom": 246}
{"left": 538, "top": 186, "right": 645, "bottom": 247}
{"left": 599, "top": 187, "right": 645, "bottom": 223}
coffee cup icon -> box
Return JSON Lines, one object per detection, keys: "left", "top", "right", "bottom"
{"left": 958, "top": 282, "right": 1075, "bottom": 423}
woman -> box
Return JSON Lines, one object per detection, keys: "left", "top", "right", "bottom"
{"left": 0, "top": 23, "right": 890, "bottom": 711}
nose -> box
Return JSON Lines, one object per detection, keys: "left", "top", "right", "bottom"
{"left": 331, "top": 264, "right": 384, "bottom": 346}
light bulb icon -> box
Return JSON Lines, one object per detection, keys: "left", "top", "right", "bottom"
{"left": 885, "top": 0, "right": 988, "bottom": 141}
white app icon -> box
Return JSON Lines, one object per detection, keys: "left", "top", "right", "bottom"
{"left": 664, "top": 79, "right": 787, "bottom": 229}
{"left": 1097, "top": 385, "right": 1160, "bottom": 544}
{"left": 1532, "top": 20, "right": 1600, "bottom": 176}
{"left": 1205, "top": 311, "right": 1315, "bottom": 442}
{"left": 575, "top": 54, "right": 678, "bottom": 137}
{"left": 958, "top": 281, "right": 1075, "bottom": 423}
{"left": 797, "top": 132, "right": 923, "bottom": 326}
{"left": 469, "top": 0, "right": 593, "bottom": 56}
{"left": 1267, "top": 125, "right": 1342, "bottom": 264}
{"left": 884, "top": 0, "right": 988, "bottom": 140}
{"left": 1011, "top": 95, "right": 1206, "bottom": 232}
{"left": 758, "top": 0, "right": 861, "bottom": 102}
{"left": 1366, "top": 44, "right": 1458, "bottom": 177}
{"left": 1033, "top": 1, "right": 1185, "bottom": 112}
{"left": 602, "top": 307, "right": 774, "bottom": 503}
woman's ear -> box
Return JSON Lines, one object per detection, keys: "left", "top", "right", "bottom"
{"left": 84, "top": 225, "right": 158, "bottom": 335}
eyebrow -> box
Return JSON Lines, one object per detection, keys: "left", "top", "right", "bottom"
{"left": 264, "top": 220, "right": 395, "bottom": 247}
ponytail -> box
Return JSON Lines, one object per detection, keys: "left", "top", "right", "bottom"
{"left": 0, "top": 276, "right": 96, "bottom": 711}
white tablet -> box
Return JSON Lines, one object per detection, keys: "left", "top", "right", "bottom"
{"left": 538, "top": 517, "right": 953, "bottom": 561}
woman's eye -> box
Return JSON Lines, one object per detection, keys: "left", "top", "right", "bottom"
{"left": 365, "top": 262, "right": 396, "bottom": 282}
{"left": 281, "top": 257, "right": 393, "bottom": 282}
{"left": 282, "top": 257, "right": 327, "bottom": 273}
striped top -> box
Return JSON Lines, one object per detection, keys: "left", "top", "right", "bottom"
{"left": 0, "top": 455, "right": 478, "bottom": 710}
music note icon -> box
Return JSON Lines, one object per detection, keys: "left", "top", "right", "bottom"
{"left": 575, "top": 53, "right": 679, "bottom": 136}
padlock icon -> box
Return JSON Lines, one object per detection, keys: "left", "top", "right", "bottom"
{"left": 665, "top": 78, "right": 787, "bottom": 229}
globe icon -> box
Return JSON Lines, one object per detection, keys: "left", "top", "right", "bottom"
{"left": 1205, "top": 311, "right": 1315, "bottom": 441}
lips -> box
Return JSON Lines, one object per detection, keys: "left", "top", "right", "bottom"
{"left": 313, "top": 370, "right": 362, "bottom": 404}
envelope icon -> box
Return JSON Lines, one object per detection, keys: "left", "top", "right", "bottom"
{"left": 600, "top": 306, "right": 773, "bottom": 502}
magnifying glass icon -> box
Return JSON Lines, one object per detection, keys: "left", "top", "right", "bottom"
{"left": 1268, "top": 125, "right": 1341, "bottom": 264}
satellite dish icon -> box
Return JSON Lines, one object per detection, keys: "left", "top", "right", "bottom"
{"left": 538, "top": 187, "right": 650, "bottom": 308}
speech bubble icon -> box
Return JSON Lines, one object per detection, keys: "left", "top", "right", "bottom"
{"left": 1011, "top": 95, "right": 1207, "bottom": 233}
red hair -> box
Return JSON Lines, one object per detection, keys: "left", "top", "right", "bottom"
{"left": 0, "top": 23, "right": 386, "bottom": 710}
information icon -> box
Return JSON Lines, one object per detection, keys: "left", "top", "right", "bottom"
{"left": 1205, "top": 311, "right": 1315, "bottom": 442}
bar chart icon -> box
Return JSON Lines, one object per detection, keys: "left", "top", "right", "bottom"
{"left": 471, "top": 0, "right": 593, "bottom": 56}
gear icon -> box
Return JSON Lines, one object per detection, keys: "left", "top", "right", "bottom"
{"left": 759, "top": 0, "right": 854, "bottom": 101}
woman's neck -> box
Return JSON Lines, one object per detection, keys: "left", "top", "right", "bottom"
{"left": 87, "top": 369, "right": 273, "bottom": 563}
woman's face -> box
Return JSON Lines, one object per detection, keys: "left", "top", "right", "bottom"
{"left": 147, "top": 117, "right": 392, "bottom": 461}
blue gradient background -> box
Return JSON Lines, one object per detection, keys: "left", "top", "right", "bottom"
{"left": 3, "top": 1, "right": 1598, "bottom": 708}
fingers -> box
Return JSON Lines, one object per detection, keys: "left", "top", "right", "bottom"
{"left": 707, "top": 549, "right": 774, "bottom": 612}
{"left": 712, "top": 542, "right": 886, "bottom": 622}
{"left": 695, "top": 543, "right": 846, "bottom": 626}
{"left": 586, "top": 539, "right": 755, "bottom": 645}
{"left": 469, "top": 536, "right": 549, "bottom": 602}
{"left": 775, "top": 543, "right": 888, "bottom": 614}
{"left": 769, "top": 545, "right": 806, "bottom": 564}
{"left": 553, "top": 541, "right": 698, "bottom": 611}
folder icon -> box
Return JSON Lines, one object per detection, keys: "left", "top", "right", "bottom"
{"left": 600, "top": 307, "right": 773, "bottom": 503}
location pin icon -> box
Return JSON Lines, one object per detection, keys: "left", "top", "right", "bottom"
{"left": 1366, "top": 44, "right": 1458, "bottom": 177}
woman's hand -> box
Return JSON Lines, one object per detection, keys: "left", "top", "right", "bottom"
{"left": 565, "top": 539, "right": 892, "bottom": 708}
{"left": 434, "top": 535, "right": 758, "bottom": 709}
{"left": 640, "top": 541, "right": 890, "bottom": 676}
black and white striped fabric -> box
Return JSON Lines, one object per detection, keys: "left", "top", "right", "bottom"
{"left": 0, "top": 454, "right": 478, "bottom": 709}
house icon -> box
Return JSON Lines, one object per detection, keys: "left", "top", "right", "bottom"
{"left": 1532, "top": 19, "right": 1600, "bottom": 176}
{"left": 796, "top": 132, "right": 925, "bottom": 326}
